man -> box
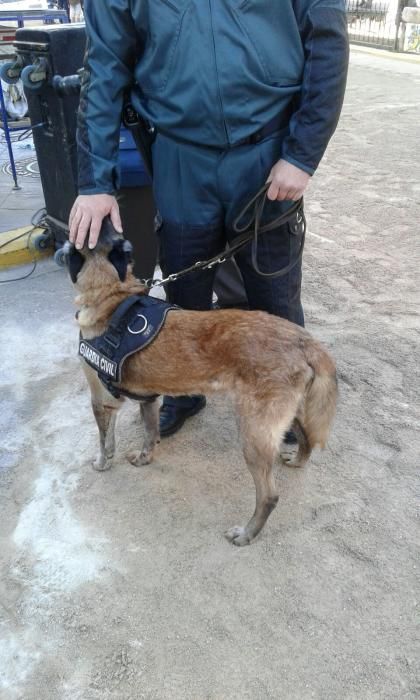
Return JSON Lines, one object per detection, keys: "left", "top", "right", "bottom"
{"left": 69, "top": 0, "right": 349, "bottom": 437}
{"left": 68, "top": 0, "right": 83, "bottom": 23}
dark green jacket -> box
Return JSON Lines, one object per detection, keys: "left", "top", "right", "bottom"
{"left": 78, "top": 0, "right": 349, "bottom": 194}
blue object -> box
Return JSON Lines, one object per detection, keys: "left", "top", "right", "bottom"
{"left": 118, "top": 127, "right": 151, "bottom": 188}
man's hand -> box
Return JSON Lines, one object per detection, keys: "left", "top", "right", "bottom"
{"left": 266, "top": 159, "right": 311, "bottom": 202}
{"left": 69, "top": 194, "right": 123, "bottom": 249}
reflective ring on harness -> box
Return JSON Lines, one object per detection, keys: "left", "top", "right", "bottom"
{"left": 127, "top": 313, "right": 148, "bottom": 335}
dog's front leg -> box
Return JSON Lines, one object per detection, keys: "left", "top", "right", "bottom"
{"left": 127, "top": 398, "right": 160, "bottom": 467}
{"left": 91, "top": 400, "right": 119, "bottom": 471}
{"left": 83, "top": 363, "right": 121, "bottom": 471}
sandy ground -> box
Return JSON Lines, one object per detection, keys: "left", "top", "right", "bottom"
{"left": 0, "top": 49, "right": 419, "bottom": 699}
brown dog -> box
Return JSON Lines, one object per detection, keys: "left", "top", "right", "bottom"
{"left": 67, "top": 226, "right": 337, "bottom": 546}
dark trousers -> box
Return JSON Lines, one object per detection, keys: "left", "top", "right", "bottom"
{"left": 152, "top": 130, "right": 304, "bottom": 326}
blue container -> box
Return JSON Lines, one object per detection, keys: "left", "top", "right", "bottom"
{"left": 118, "top": 127, "right": 151, "bottom": 188}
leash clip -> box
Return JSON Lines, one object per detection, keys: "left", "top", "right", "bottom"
{"left": 206, "top": 256, "right": 227, "bottom": 269}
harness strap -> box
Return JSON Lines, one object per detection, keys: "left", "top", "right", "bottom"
{"left": 108, "top": 295, "right": 142, "bottom": 329}
{"left": 101, "top": 294, "right": 166, "bottom": 350}
{"left": 98, "top": 374, "right": 158, "bottom": 403}
{"left": 80, "top": 295, "right": 176, "bottom": 403}
{"left": 103, "top": 295, "right": 143, "bottom": 348}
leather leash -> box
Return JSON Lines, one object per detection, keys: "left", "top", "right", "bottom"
{"left": 141, "top": 183, "right": 305, "bottom": 289}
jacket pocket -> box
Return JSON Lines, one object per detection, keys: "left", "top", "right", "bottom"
{"left": 233, "top": 0, "right": 304, "bottom": 85}
{"left": 159, "top": 0, "right": 180, "bottom": 10}
{"left": 137, "top": 1, "right": 190, "bottom": 93}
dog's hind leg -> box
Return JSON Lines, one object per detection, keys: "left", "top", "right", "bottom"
{"left": 281, "top": 417, "right": 312, "bottom": 469}
{"left": 225, "top": 422, "right": 279, "bottom": 546}
{"left": 127, "top": 398, "right": 160, "bottom": 466}
{"left": 226, "top": 397, "right": 302, "bottom": 546}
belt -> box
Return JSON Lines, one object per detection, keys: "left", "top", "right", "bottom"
{"left": 157, "top": 106, "right": 295, "bottom": 152}
{"left": 234, "top": 110, "right": 293, "bottom": 147}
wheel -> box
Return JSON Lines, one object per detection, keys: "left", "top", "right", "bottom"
{"left": 0, "top": 61, "right": 21, "bottom": 85}
{"left": 21, "top": 64, "right": 46, "bottom": 92}
{"left": 54, "top": 248, "right": 66, "bottom": 267}
{"left": 33, "top": 231, "right": 52, "bottom": 251}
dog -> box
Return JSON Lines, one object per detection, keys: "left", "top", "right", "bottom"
{"left": 65, "top": 223, "right": 337, "bottom": 546}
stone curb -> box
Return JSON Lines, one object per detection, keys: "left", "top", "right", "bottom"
{"left": 350, "top": 43, "right": 420, "bottom": 65}
{"left": 0, "top": 226, "right": 53, "bottom": 269}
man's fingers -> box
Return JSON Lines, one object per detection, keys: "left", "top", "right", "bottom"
{"left": 276, "top": 186, "right": 290, "bottom": 202}
{"left": 266, "top": 159, "right": 311, "bottom": 204}
{"left": 74, "top": 213, "right": 92, "bottom": 250}
{"left": 68, "top": 202, "right": 76, "bottom": 231}
{"left": 69, "top": 194, "right": 120, "bottom": 247}
{"left": 267, "top": 181, "right": 279, "bottom": 201}
{"left": 88, "top": 214, "right": 104, "bottom": 249}
{"left": 267, "top": 180, "right": 304, "bottom": 202}
{"left": 69, "top": 207, "right": 83, "bottom": 243}
{"left": 110, "top": 204, "right": 123, "bottom": 233}
{"left": 290, "top": 189, "right": 302, "bottom": 201}
{"left": 268, "top": 178, "right": 292, "bottom": 201}
{"left": 279, "top": 188, "right": 297, "bottom": 202}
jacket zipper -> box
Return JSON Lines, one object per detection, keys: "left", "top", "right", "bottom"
{"left": 208, "top": 0, "right": 229, "bottom": 147}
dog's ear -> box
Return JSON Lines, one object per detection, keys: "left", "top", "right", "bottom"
{"left": 108, "top": 239, "right": 133, "bottom": 281}
{"left": 63, "top": 241, "right": 85, "bottom": 283}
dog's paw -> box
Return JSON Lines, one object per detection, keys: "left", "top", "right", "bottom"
{"left": 92, "top": 456, "right": 112, "bottom": 472}
{"left": 279, "top": 444, "right": 301, "bottom": 468}
{"left": 281, "top": 453, "right": 304, "bottom": 468}
{"left": 126, "top": 449, "right": 153, "bottom": 467}
{"left": 224, "top": 526, "right": 251, "bottom": 547}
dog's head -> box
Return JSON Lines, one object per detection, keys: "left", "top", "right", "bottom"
{"left": 63, "top": 218, "right": 134, "bottom": 287}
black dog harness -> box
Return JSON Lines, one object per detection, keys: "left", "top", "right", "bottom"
{"left": 79, "top": 294, "right": 179, "bottom": 401}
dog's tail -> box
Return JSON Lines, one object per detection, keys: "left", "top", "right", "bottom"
{"left": 301, "top": 340, "right": 337, "bottom": 450}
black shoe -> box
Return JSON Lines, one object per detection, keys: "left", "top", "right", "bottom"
{"left": 283, "top": 430, "right": 298, "bottom": 445}
{"left": 159, "top": 395, "right": 206, "bottom": 438}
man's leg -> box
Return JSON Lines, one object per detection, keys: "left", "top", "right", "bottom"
{"left": 152, "top": 134, "right": 224, "bottom": 436}
{"left": 158, "top": 222, "right": 224, "bottom": 436}
{"left": 157, "top": 220, "right": 223, "bottom": 436}
{"left": 213, "top": 259, "right": 248, "bottom": 309}
{"left": 158, "top": 221, "right": 222, "bottom": 310}
{"left": 228, "top": 213, "right": 305, "bottom": 326}
{"left": 221, "top": 129, "right": 305, "bottom": 326}
{"left": 221, "top": 130, "right": 306, "bottom": 443}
